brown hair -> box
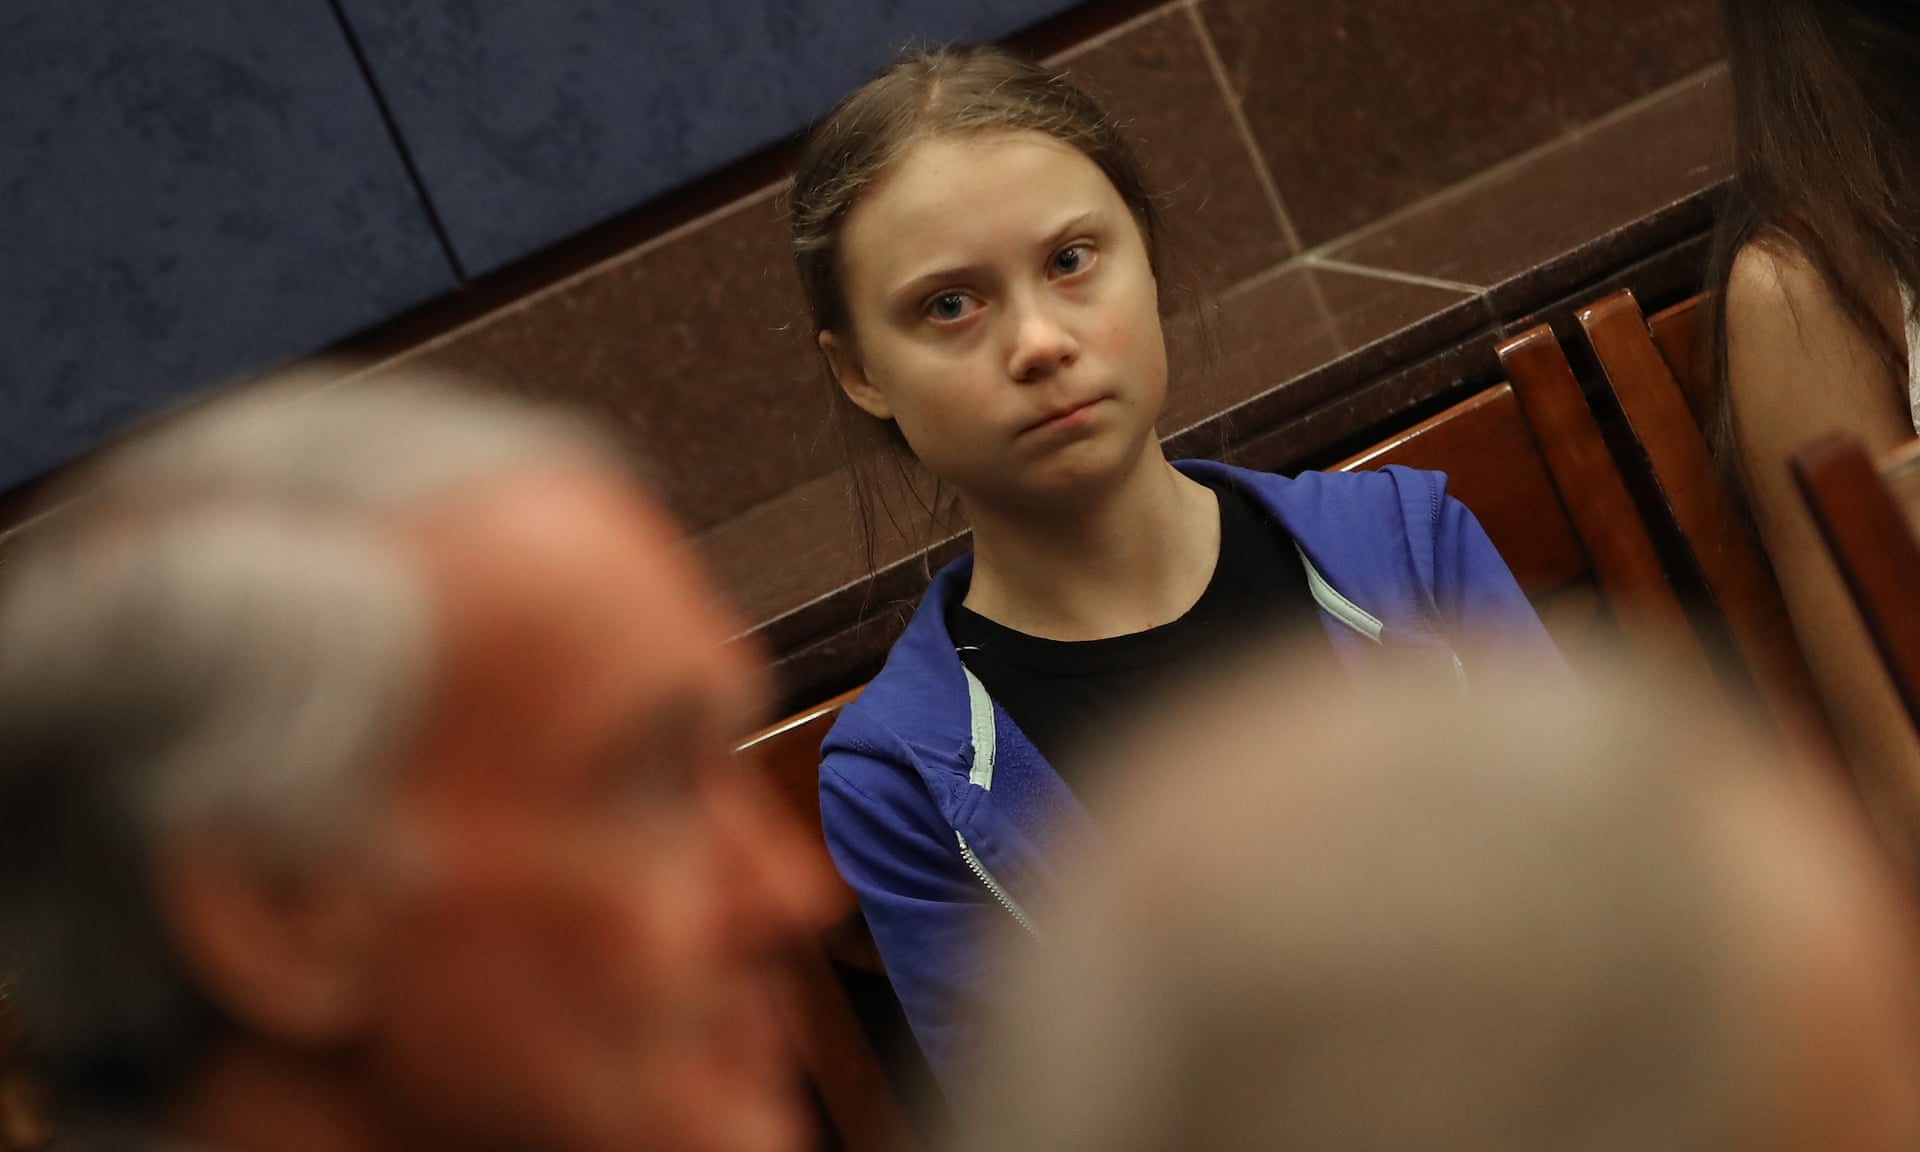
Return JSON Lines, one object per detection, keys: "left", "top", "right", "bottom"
{"left": 1705, "top": 0, "right": 1920, "bottom": 470}
{"left": 788, "top": 45, "right": 1204, "bottom": 573}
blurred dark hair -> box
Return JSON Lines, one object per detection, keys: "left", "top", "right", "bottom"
{"left": 0, "top": 759, "right": 225, "bottom": 1118}
{"left": 1704, "top": 0, "right": 1920, "bottom": 470}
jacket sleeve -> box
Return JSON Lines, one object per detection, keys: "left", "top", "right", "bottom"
{"left": 819, "top": 746, "right": 1001, "bottom": 1090}
{"left": 1430, "top": 486, "right": 1569, "bottom": 668}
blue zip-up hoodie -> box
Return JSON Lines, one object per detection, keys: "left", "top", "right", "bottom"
{"left": 818, "top": 461, "right": 1562, "bottom": 1087}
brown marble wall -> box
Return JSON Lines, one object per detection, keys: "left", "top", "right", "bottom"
{"left": 350, "top": 189, "right": 826, "bottom": 533}
{"left": 0, "top": 0, "right": 1732, "bottom": 695}
{"left": 1057, "top": 6, "right": 1295, "bottom": 295}
{"left": 339, "top": 0, "right": 1722, "bottom": 541}
{"left": 350, "top": 0, "right": 1311, "bottom": 535}
{"left": 1201, "top": 0, "right": 1723, "bottom": 247}
{"left": 729, "top": 62, "right": 1734, "bottom": 706}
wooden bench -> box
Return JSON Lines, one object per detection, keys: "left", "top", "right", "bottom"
{"left": 1350, "top": 323, "right": 1715, "bottom": 678}
{"left": 742, "top": 322, "right": 1719, "bottom": 1152}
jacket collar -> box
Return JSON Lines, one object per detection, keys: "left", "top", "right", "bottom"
{"left": 848, "top": 461, "right": 1448, "bottom": 794}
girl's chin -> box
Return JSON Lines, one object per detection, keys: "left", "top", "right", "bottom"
{"left": 996, "top": 457, "right": 1148, "bottom": 510}
{"left": 938, "top": 425, "right": 1158, "bottom": 511}
{"left": 1037, "top": 430, "right": 1155, "bottom": 483}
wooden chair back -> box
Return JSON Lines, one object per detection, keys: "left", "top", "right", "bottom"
{"left": 733, "top": 689, "right": 911, "bottom": 1152}
{"left": 1336, "top": 323, "right": 1716, "bottom": 679}
{"left": 1646, "top": 293, "right": 1714, "bottom": 426}
{"left": 1576, "top": 289, "right": 1841, "bottom": 764}
{"left": 1792, "top": 437, "right": 1920, "bottom": 740}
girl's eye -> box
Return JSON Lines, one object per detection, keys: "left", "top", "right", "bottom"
{"left": 1052, "top": 243, "right": 1095, "bottom": 277}
{"left": 927, "top": 292, "right": 971, "bottom": 322}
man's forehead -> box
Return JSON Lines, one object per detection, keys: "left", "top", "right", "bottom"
{"left": 408, "top": 461, "right": 665, "bottom": 555}
{"left": 404, "top": 464, "right": 708, "bottom": 623}
{"left": 398, "top": 464, "right": 763, "bottom": 777}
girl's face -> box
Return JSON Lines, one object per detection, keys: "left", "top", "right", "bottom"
{"left": 822, "top": 130, "right": 1168, "bottom": 511}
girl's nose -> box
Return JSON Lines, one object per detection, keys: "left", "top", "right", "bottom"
{"left": 1007, "top": 298, "right": 1080, "bottom": 383}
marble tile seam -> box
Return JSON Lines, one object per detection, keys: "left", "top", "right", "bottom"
{"left": 338, "top": 180, "right": 795, "bottom": 380}
{"left": 1043, "top": 0, "right": 1188, "bottom": 64}
{"left": 1218, "top": 248, "right": 1486, "bottom": 310}
{"left": 1298, "top": 255, "right": 1488, "bottom": 296}
{"left": 1217, "top": 255, "right": 1305, "bottom": 302}
{"left": 1301, "top": 268, "right": 1343, "bottom": 358}
{"left": 1182, "top": 0, "right": 1305, "bottom": 255}
{"left": 1560, "top": 59, "right": 1732, "bottom": 146}
{"left": 1300, "top": 61, "right": 1732, "bottom": 261}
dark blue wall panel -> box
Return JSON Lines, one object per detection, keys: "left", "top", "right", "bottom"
{"left": 0, "top": 1, "right": 458, "bottom": 493}
{"left": 336, "top": 0, "right": 1082, "bottom": 276}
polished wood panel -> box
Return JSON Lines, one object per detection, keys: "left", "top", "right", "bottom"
{"left": 1337, "top": 383, "right": 1588, "bottom": 595}
{"left": 1647, "top": 294, "right": 1712, "bottom": 426}
{"left": 734, "top": 690, "right": 911, "bottom": 1152}
{"left": 1793, "top": 437, "right": 1920, "bottom": 740}
{"left": 1497, "top": 325, "right": 1705, "bottom": 664}
{"left": 736, "top": 689, "right": 882, "bottom": 974}
{"left": 737, "top": 689, "right": 863, "bottom": 881}
{"left": 1579, "top": 289, "right": 1841, "bottom": 766}
{"left": 1328, "top": 327, "right": 1716, "bottom": 677}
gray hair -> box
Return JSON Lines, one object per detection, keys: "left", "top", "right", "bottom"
{"left": 959, "top": 653, "right": 1883, "bottom": 1152}
{"left": 0, "top": 371, "right": 621, "bottom": 1112}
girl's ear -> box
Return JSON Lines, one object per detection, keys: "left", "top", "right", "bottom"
{"left": 819, "top": 330, "right": 893, "bottom": 421}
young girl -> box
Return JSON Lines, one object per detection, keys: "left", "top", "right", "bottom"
{"left": 792, "top": 46, "right": 1560, "bottom": 1085}
{"left": 1707, "top": 0, "right": 1920, "bottom": 831}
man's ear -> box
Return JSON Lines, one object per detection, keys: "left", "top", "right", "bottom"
{"left": 819, "top": 330, "right": 893, "bottom": 421}
{"left": 157, "top": 840, "right": 379, "bottom": 1045}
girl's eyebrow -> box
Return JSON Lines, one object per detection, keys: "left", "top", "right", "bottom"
{"left": 1038, "top": 210, "right": 1099, "bottom": 253}
{"left": 887, "top": 209, "right": 1104, "bottom": 307}
{"left": 891, "top": 262, "right": 991, "bottom": 309}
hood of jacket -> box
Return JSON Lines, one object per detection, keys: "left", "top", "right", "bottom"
{"left": 823, "top": 461, "right": 1472, "bottom": 906}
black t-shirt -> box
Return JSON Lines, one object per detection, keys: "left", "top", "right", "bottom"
{"left": 948, "top": 476, "right": 1322, "bottom": 800}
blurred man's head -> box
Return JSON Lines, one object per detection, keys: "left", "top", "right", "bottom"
{"left": 0, "top": 378, "right": 829, "bottom": 1152}
{"left": 961, "top": 653, "right": 1920, "bottom": 1152}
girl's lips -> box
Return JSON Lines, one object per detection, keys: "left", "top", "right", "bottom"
{"left": 1024, "top": 397, "right": 1106, "bottom": 434}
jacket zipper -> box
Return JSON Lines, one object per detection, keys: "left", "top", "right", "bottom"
{"left": 956, "top": 830, "right": 1037, "bottom": 936}
{"left": 958, "top": 666, "right": 1035, "bottom": 932}
{"left": 1298, "top": 545, "right": 1468, "bottom": 685}
{"left": 1296, "top": 545, "right": 1383, "bottom": 642}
